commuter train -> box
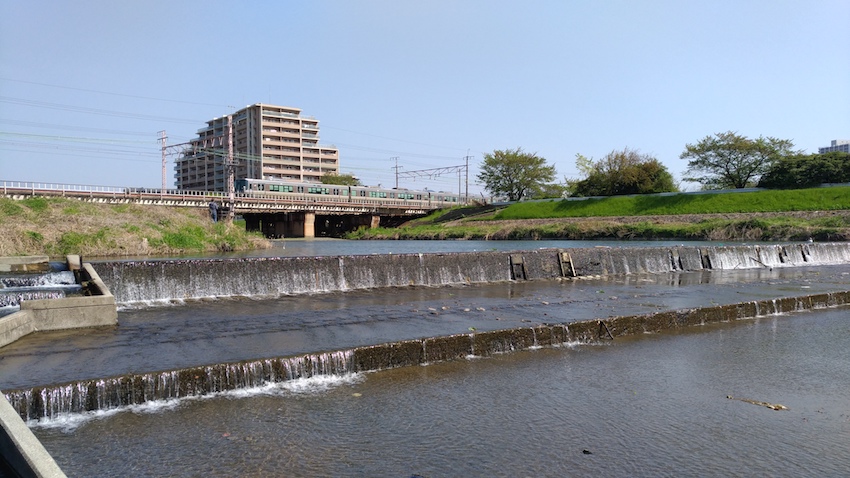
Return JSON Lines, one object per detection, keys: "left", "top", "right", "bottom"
{"left": 235, "top": 178, "right": 461, "bottom": 208}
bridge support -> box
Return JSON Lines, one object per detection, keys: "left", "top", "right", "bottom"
{"left": 243, "top": 212, "right": 391, "bottom": 238}
{"left": 303, "top": 212, "right": 315, "bottom": 238}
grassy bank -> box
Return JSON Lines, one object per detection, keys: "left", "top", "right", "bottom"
{"left": 0, "top": 197, "right": 270, "bottom": 258}
{"left": 348, "top": 187, "right": 850, "bottom": 242}
{"left": 493, "top": 186, "right": 850, "bottom": 219}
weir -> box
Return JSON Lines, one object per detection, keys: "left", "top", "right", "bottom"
{"left": 92, "top": 242, "right": 850, "bottom": 304}
{"left": 5, "top": 290, "right": 850, "bottom": 421}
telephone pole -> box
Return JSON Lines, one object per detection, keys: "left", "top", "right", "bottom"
{"left": 226, "top": 114, "right": 235, "bottom": 222}
{"left": 159, "top": 131, "right": 167, "bottom": 191}
{"left": 463, "top": 153, "right": 472, "bottom": 201}
{"left": 391, "top": 156, "right": 401, "bottom": 189}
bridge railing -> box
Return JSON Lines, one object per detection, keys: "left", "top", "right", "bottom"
{"left": 0, "top": 180, "right": 438, "bottom": 211}
{"left": 0, "top": 180, "right": 228, "bottom": 201}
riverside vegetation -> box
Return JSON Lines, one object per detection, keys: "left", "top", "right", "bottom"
{"left": 3, "top": 187, "right": 849, "bottom": 258}
{"left": 0, "top": 197, "right": 269, "bottom": 258}
{"left": 347, "top": 186, "right": 850, "bottom": 242}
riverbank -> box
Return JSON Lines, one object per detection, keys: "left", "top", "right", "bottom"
{"left": 0, "top": 197, "right": 270, "bottom": 258}
{"left": 348, "top": 210, "right": 850, "bottom": 241}
{"left": 348, "top": 187, "right": 850, "bottom": 241}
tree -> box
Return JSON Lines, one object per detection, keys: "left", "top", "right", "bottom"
{"left": 758, "top": 152, "right": 850, "bottom": 189}
{"left": 320, "top": 172, "right": 360, "bottom": 186}
{"left": 477, "top": 147, "right": 556, "bottom": 201}
{"left": 681, "top": 131, "right": 797, "bottom": 189}
{"left": 570, "top": 148, "right": 677, "bottom": 197}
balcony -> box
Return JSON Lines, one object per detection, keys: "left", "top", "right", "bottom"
{"left": 262, "top": 110, "right": 299, "bottom": 119}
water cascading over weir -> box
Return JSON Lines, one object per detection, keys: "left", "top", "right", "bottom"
{"left": 6, "top": 242, "right": 850, "bottom": 421}
{"left": 91, "top": 243, "right": 850, "bottom": 303}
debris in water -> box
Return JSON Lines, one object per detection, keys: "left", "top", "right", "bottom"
{"left": 582, "top": 449, "right": 592, "bottom": 455}
{"left": 726, "top": 395, "right": 789, "bottom": 411}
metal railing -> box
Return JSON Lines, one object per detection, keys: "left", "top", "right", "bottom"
{"left": 0, "top": 180, "right": 447, "bottom": 212}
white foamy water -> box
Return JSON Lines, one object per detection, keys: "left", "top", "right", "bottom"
{"left": 29, "top": 373, "right": 364, "bottom": 433}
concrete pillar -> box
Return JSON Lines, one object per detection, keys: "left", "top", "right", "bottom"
{"left": 303, "top": 212, "right": 315, "bottom": 238}
{"left": 370, "top": 215, "right": 381, "bottom": 228}
{"left": 244, "top": 214, "right": 260, "bottom": 233}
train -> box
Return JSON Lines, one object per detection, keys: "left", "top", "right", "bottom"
{"left": 235, "top": 178, "right": 461, "bottom": 209}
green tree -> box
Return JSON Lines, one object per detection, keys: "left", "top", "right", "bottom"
{"left": 571, "top": 148, "right": 677, "bottom": 197}
{"left": 477, "top": 147, "right": 556, "bottom": 201}
{"left": 758, "top": 152, "right": 850, "bottom": 189}
{"left": 681, "top": 131, "right": 797, "bottom": 189}
{"left": 320, "top": 172, "right": 361, "bottom": 186}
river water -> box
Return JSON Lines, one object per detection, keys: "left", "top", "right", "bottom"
{"left": 2, "top": 239, "right": 849, "bottom": 476}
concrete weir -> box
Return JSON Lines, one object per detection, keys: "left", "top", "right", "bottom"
{"left": 4, "top": 290, "right": 850, "bottom": 423}
{"left": 92, "top": 242, "right": 850, "bottom": 304}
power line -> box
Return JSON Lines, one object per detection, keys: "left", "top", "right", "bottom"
{"left": 0, "top": 119, "right": 157, "bottom": 137}
{"left": 0, "top": 96, "right": 201, "bottom": 124}
{"left": 0, "top": 77, "right": 228, "bottom": 108}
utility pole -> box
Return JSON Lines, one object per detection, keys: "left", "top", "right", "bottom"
{"left": 391, "top": 156, "right": 401, "bottom": 189}
{"left": 226, "top": 114, "right": 235, "bottom": 222}
{"left": 159, "top": 131, "right": 167, "bottom": 191}
{"left": 463, "top": 154, "right": 472, "bottom": 202}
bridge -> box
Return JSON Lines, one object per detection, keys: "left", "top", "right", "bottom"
{"left": 1, "top": 180, "right": 436, "bottom": 238}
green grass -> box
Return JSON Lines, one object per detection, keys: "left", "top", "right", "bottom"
{"left": 493, "top": 186, "right": 850, "bottom": 220}
{"left": 0, "top": 199, "right": 24, "bottom": 216}
{"left": 21, "top": 197, "right": 51, "bottom": 213}
{"left": 52, "top": 228, "right": 115, "bottom": 255}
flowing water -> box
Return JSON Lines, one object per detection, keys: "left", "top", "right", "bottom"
{"left": 0, "top": 270, "right": 80, "bottom": 314}
{"left": 1, "top": 241, "right": 850, "bottom": 476}
{"left": 28, "top": 306, "right": 850, "bottom": 477}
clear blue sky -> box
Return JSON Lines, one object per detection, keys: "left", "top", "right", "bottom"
{"left": 2, "top": 0, "right": 848, "bottom": 195}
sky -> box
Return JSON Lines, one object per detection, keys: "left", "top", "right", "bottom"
{"left": 1, "top": 0, "right": 848, "bottom": 196}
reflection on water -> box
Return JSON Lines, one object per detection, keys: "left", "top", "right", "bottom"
{"left": 34, "top": 306, "right": 850, "bottom": 477}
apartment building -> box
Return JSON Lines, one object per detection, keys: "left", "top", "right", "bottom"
{"left": 818, "top": 139, "right": 850, "bottom": 154}
{"left": 175, "top": 103, "right": 339, "bottom": 191}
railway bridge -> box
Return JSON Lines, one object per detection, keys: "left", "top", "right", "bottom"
{"left": 1, "top": 181, "right": 435, "bottom": 238}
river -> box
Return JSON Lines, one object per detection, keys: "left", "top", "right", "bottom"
{"left": 1, "top": 239, "right": 849, "bottom": 476}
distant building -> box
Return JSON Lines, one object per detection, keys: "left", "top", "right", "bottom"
{"left": 175, "top": 103, "right": 339, "bottom": 191}
{"left": 818, "top": 139, "right": 850, "bottom": 154}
